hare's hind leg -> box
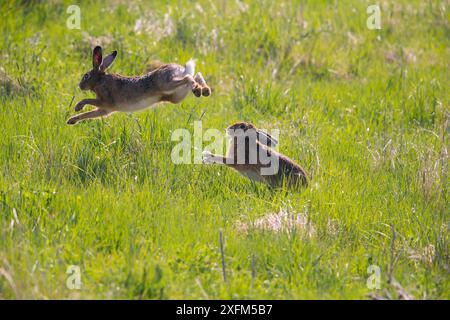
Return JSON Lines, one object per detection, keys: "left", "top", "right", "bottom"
{"left": 162, "top": 74, "right": 197, "bottom": 93}
{"left": 194, "top": 72, "right": 211, "bottom": 97}
{"left": 192, "top": 73, "right": 203, "bottom": 97}
{"left": 67, "top": 108, "right": 111, "bottom": 125}
{"left": 162, "top": 74, "right": 202, "bottom": 102}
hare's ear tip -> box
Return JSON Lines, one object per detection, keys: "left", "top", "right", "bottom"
{"left": 112, "top": 50, "right": 118, "bottom": 56}
{"left": 93, "top": 46, "right": 102, "bottom": 54}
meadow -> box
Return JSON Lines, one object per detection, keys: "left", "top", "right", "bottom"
{"left": 0, "top": 0, "right": 448, "bottom": 299}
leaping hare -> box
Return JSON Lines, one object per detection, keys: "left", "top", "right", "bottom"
{"left": 202, "top": 122, "right": 308, "bottom": 188}
{"left": 67, "top": 46, "right": 211, "bottom": 125}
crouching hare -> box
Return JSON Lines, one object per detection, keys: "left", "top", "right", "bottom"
{"left": 67, "top": 46, "right": 211, "bottom": 125}
{"left": 202, "top": 122, "right": 308, "bottom": 189}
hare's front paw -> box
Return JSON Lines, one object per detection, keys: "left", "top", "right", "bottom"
{"left": 67, "top": 116, "right": 78, "bottom": 125}
{"left": 75, "top": 102, "right": 85, "bottom": 112}
{"left": 202, "top": 150, "right": 215, "bottom": 164}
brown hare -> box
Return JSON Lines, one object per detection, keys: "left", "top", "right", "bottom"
{"left": 202, "top": 122, "right": 308, "bottom": 188}
{"left": 67, "top": 46, "right": 211, "bottom": 125}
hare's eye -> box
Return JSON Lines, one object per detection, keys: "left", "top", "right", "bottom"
{"left": 83, "top": 74, "right": 89, "bottom": 80}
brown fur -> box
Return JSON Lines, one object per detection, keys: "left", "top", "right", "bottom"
{"left": 203, "top": 122, "right": 308, "bottom": 189}
{"left": 67, "top": 46, "right": 210, "bottom": 125}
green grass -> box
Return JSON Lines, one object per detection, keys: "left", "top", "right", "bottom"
{"left": 0, "top": 0, "right": 448, "bottom": 299}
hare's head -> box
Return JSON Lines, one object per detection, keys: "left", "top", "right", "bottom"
{"left": 227, "top": 122, "right": 278, "bottom": 147}
{"left": 227, "top": 121, "right": 255, "bottom": 135}
{"left": 79, "top": 46, "right": 117, "bottom": 91}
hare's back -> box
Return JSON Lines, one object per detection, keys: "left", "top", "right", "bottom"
{"left": 150, "top": 63, "right": 187, "bottom": 81}
{"left": 278, "top": 154, "right": 305, "bottom": 175}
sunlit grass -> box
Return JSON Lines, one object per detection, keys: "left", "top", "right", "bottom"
{"left": 0, "top": 0, "right": 448, "bottom": 299}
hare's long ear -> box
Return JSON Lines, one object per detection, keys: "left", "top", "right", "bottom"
{"left": 100, "top": 51, "right": 117, "bottom": 72}
{"left": 92, "top": 46, "right": 103, "bottom": 70}
{"left": 256, "top": 130, "right": 278, "bottom": 147}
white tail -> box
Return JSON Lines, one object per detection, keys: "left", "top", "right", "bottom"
{"left": 184, "top": 59, "right": 195, "bottom": 76}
